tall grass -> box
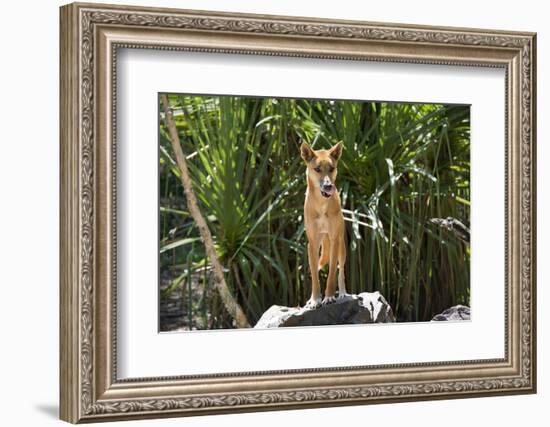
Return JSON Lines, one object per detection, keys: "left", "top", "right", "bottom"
{"left": 159, "top": 95, "right": 470, "bottom": 329}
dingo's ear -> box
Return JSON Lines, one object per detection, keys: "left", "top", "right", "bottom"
{"left": 329, "top": 141, "right": 343, "bottom": 161}
{"left": 300, "top": 142, "right": 315, "bottom": 163}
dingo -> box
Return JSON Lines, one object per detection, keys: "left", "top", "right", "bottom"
{"left": 300, "top": 141, "right": 348, "bottom": 309}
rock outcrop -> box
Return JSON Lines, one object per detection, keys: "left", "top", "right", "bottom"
{"left": 254, "top": 292, "right": 395, "bottom": 329}
{"left": 431, "top": 305, "right": 471, "bottom": 321}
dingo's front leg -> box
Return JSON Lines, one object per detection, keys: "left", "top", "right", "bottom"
{"left": 305, "top": 239, "right": 322, "bottom": 309}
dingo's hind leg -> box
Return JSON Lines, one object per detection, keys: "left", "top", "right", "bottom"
{"left": 322, "top": 237, "right": 339, "bottom": 305}
{"left": 318, "top": 236, "right": 330, "bottom": 271}
{"left": 337, "top": 237, "right": 349, "bottom": 299}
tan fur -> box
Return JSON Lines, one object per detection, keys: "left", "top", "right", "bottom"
{"left": 300, "top": 141, "right": 348, "bottom": 308}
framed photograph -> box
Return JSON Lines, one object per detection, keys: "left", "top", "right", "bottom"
{"left": 60, "top": 2, "right": 537, "bottom": 423}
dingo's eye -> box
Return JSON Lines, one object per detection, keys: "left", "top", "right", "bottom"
{"left": 329, "top": 166, "right": 335, "bottom": 173}
{"left": 314, "top": 167, "right": 321, "bottom": 173}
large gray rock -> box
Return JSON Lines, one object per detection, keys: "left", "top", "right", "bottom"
{"left": 431, "top": 305, "right": 471, "bottom": 321}
{"left": 254, "top": 292, "right": 395, "bottom": 329}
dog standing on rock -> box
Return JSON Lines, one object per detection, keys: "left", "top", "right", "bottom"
{"left": 301, "top": 141, "right": 348, "bottom": 309}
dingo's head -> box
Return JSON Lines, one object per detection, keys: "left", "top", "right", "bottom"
{"left": 300, "top": 141, "right": 343, "bottom": 199}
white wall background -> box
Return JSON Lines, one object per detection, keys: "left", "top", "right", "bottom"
{"left": 0, "top": 0, "right": 545, "bottom": 425}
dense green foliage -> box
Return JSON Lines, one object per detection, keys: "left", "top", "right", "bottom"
{"left": 159, "top": 94, "right": 470, "bottom": 329}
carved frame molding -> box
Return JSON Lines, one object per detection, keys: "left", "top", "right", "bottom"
{"left": 60, "top": 2, "right": 536, "bottom": 423}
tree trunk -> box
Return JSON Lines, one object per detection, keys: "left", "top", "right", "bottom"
{"left": 160, "top": 94, "right": 250, "bottom": 328}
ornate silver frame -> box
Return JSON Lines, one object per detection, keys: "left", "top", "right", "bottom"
{"left": 60, "top": 2, "right": 536, "bottom": 423}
